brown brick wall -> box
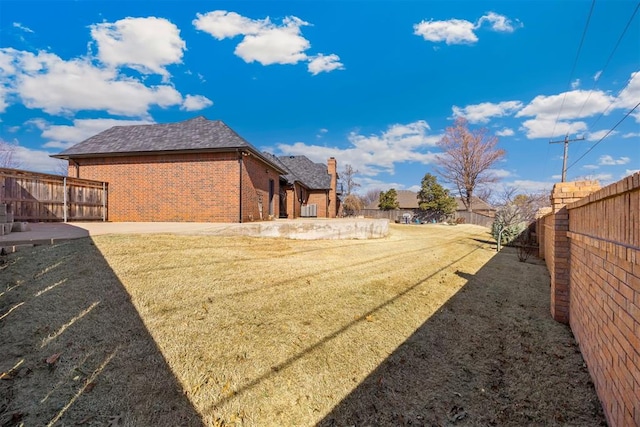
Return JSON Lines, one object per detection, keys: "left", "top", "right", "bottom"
{"left": 72, "top": 152, "right": 281, "bottom": 222}
{"left": 307, "top": 191, "right": 329, "bottom": 218}
{"left": 242, "top": 154, "right": 280, "bottom": 221}
{"left": 567, "top": 173, "right": 640, "bottom": 427}
{"left": 538, "top": 173, "right": 640, "bottom": 427}
{"left": 328, "top": 157, "right": 338, "bottom": 218}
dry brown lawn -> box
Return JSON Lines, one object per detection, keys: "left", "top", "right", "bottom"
{"left": 1, "top": 223, "right": 605, "bottom": 426}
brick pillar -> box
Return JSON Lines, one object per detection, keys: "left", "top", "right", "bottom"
{"left": 328, "top": 157, "right": 338, "bottom": 218}
{"left": 549, "top": 180, "right": 600, "bottom": 323}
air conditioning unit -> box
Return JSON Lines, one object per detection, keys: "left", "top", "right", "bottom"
{"left": 301, "top": 204, "right": 318, "bottom": 217}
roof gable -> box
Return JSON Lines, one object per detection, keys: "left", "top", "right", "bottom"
{"left": 455, "top": 196, "right": 495, "bottom": 211}
{"left": 54, "top": 116, "right": 255, "bottom": 157}
{"left": 275, "top": 155, "right": 331, "bottom": 190}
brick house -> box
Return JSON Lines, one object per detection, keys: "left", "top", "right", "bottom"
{"left": 52, "top": 116, "right": 339, "bottom": 222}
{"left": 265, "top": 154, "right": 340, "bottom": 219}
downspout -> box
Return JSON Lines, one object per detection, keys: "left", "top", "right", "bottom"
{"left": 326, "top": 189, "right": 329, "bottom": 218}
{"left": 238, "top": 149, "right": 243, "bottom": 223}
{"left": 70, "top": 159, "right": 80, "bottom": 178}
{"left": 102, "top": 182, "right": 107, "bottom": 222}
{"left": 63, "top": 176, "right": 68, "bottom": 223}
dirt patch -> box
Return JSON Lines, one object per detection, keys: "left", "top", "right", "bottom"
{"left": 0, "top": 224, "right": 604, "bottom": 426}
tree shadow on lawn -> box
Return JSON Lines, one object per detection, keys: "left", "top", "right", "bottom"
{"left": 0, "top": 238, "right": 203, "bottom": 426}
{"left": 318, "top": 248, "right": 606, "bottom": 427}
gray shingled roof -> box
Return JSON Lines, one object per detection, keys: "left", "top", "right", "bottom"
{"left": 364, "top": 190, "right": 419, "bottom": 209}
{"left": 53, "top": 116, "right": 257, "bottom": 158}
{"left": 269, "top": 155, "right": 331, "bottom": 190}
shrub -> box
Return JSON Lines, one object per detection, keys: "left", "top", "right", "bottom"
{"left": 491, "top": 220, "right": 526, "bottom": 246}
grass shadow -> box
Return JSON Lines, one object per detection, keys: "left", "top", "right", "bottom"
{"left": 317, "top": 248, "right": 605, "bottom": 426}
{"left": 0, "top": 238, "right": 203, "bottom": 426}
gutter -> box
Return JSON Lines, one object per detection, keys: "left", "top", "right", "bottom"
{"left": 238, "top": 149, "right": 243, "bottom": 223}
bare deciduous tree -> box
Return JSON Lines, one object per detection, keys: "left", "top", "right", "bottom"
{"left": 436, "top": 117, "right": 505, "bottom": 212}
{"left": 340, "top": 164, "right": 360, "bottom": 196}
{"left": 362, "top": 188, "right": 382, "bottom": 207}
{"left": 0, "top": 139, "right": 20, "bottom": 168}
{"left": 54, "top": 160, "right": 69, "bottom": 176}
{"left": 491, "top": 187, "right": 551, "bottom": 256}
{"left": 474, "top": 185, "right": 495, "bottom": 205}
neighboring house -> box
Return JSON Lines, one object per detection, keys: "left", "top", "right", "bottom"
{"left": 264, "top": 154, "right": 340, "bottom": 219}
{"left": 52, "top": 116, "right": 339, "bottom": 222}
{"left": 454, "top": 196, "right": 496, "bottom": 217}
{"left": 363, "top": 190, "right": 422, "bottom": 222}
{"left": 362, "top": 190, "right": 496, "bottom": 225}
{"left": 363, "top": 190, "right": 419, "bottom": 210}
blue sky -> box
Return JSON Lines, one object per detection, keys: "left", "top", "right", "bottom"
{"left": 1, "top": 0, "right": 638, "bottom": 195}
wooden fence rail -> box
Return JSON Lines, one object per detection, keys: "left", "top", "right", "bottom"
{"left": 0, "top": 168, "right": 108, "bottom": 222}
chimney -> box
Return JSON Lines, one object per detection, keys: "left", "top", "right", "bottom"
{"left": 328, "top": 157, "right": 338, "bottom": 218}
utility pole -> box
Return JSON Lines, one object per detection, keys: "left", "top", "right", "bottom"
{"left": 550, "top": 134, "right": 585, "bottom": 182}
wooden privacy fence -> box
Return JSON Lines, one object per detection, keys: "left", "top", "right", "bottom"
{"left": 0, "top": 168, "right": 108, "bottom": 222}
{"left": 453, "top": 210, "right": 494, "bottom": 227}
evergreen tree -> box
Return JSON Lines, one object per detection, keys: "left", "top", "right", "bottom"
{"left": 378, "top": 188, "right": 399, "bottom": 210}
{"left": 417, "top": 173, "right": 457, "bottom": 218}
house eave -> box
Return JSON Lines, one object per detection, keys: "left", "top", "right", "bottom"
{"left": 51, "top": 147, "right": 287, "bottom": 175}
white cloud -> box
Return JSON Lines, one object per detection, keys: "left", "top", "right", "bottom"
{"left": 516, "top": 89, "right": 614, "bottom": 121}
{"left": 90, "top": 17, "right": 186, "bottom": 80}
{"left": 586, "top": 129, "right": 616, "bottom": 141}
{"left": 413, "top": 19, "right": 477, "bottom": 45}
{"left": 192, "top": 10, "right": 265, "bottom": 39}
{"left": 614, "top": 71, "right": 640, "bottom": 113}
{"left": 510, "top": 70, "right": 640, "bottom": 139}
{"left": 414, "top": 12, "right": 520, "bottom": 45}
{"left": 0, "top": 86, "right": 7, "bottom": 113}
{"left": 316, "top": 128, "right": 328, "bottom": 139}
{"left": 34, "top": 118, "right": 154, "bottom": 149}
{"left": 515, "top": 89, "right": 616, "bottom": 139}
{"left": 501, "top": 180, "right": 553, "bottom": 193}
{"left": 308, "top": 54, "right": 344, "bottom": 75}
{"left": 276, "top": 120, "right": 441, "bottom": 176}
{"left": 495, "top": 128, "right": 514, "bottom": 136}
{"left": 194, "top": 11, "right": 342, "bottom": 74}
{"left": 476, "top": 12, "right": 520, "bottom": 32}
{"left": 487, "top": 168, "right": 512, "bottom": 178}
{"left": 622, "top": 132, "right": 640, "bottom": 138}
{"left": 235, "top": 18, "right": 310, "bottom": 65}
{"left": 12, "top": 145, "right": 68, "bottom": 173}
{"left": 452, "top": 100, "right": 523, "bottom": 123}
{"left": 593, "top": 70, "right": 602, "bottom": 82}
{"left": 571, "top": 79, "right": 580, "bottom": 89}
{"left": 519, "top": 118, "right": 587, "bottom": 139}
{"left": 624, "top": 169, "right": 640, "bottom": 177}
{"left": 181, "top": 94, "right": 213, "bottom": 111}
{"left": 0, "top": 48, "right": 183, "bottom": 116}
{"left": 582, "top": 164, "right": 599, "bottom": 170}
{"left": 13, "top": 22, "right": 34, "bottom": 33}
{"left": 599, "top": 155, "right": 630, "bottom": 166}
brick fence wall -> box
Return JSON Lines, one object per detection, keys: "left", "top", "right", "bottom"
{"left": 536, "top": 173, "right": 639, "bottom": 427}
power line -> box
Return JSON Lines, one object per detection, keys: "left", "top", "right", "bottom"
{"left": 550, "top": 0, "right": 596, "bottom": 138}
{"left": 566, "top": 101, "right": 640, "bottom": 172}
{"left": 581, "top": 1, "right": 640, "bottom": 127}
